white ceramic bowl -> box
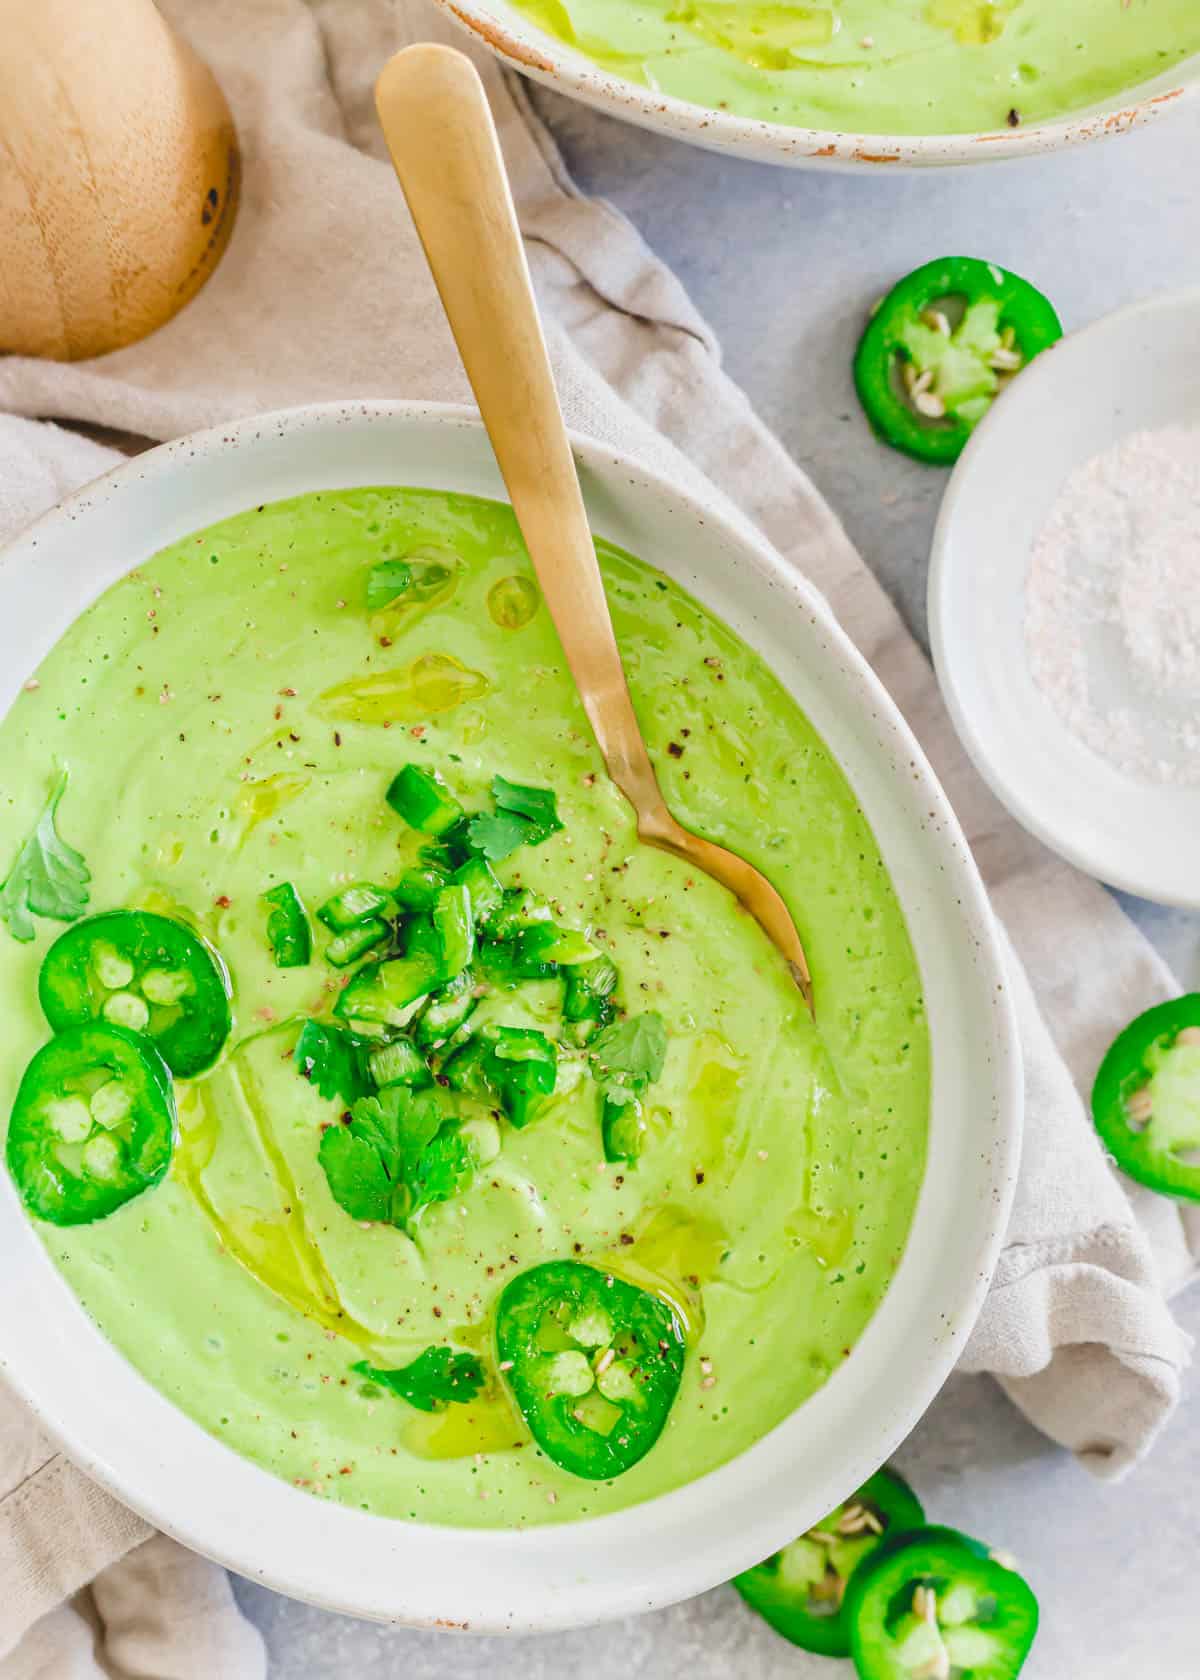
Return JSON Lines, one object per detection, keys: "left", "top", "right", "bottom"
{"left": 0, "top": 403, "right": 1020, "bottom": 1630}
{"left": 440, "top": 0, "right": 1198, "bottom": 170}
{"left": 929, "top": 288, "right": 1200, "bottom": 909}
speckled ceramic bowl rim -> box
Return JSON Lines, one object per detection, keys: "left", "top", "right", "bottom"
{"left": 441, "top": 0, "right": 1198, "bottom": 171}
{"left": 0, "top": 402, "right": 1021, "bottom": 1632}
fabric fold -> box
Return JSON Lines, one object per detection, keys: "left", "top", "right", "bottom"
{"left": 960, "top": 930, "right": 1191, "bottom": 1475}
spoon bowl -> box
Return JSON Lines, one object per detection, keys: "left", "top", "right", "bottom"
{"left": 374, "top": 43, "right": 813, "bottom": 1009}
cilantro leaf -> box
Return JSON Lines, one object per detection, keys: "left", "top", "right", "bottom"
{"left": 410, "top": 1123, "right": 475, "bottom": 1210}
{"left": 465, "top": 810, "right": 536, "bottom": 863}
{"left": 464, "top": 777, "right": 563, "bottom": 862}
{"left": 317, "top": 1126, "right": 395, "bottom": 1222}
{"left": 350, "top": 1085, "right": 441, "bottom": 1175}
{"left": 317, "top": 1084, "right": 475, "bottom": 1229}
{"left": 590, "top": 1012, "right": 668, "bottom": 1087}
{"left": 0, "top": 770, "right": 91, "bottom": 943}
{"left": 294, "top": 1020, "right": 373, "bottom": 1105}
{"left": 365, "top": 559, "right": 413, "bottom": 611}
{"left": 352, "top": 1347, "right": 486, "bottom": 1413}
{"left": 491, "top": 775, "right": 562, "bottom": 841}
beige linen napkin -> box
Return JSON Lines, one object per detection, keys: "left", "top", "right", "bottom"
{"left": 0, "top": 0, "right": 1193, "bottom": 1664}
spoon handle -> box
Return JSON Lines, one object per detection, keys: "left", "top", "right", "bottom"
{"left": 375, "top": 44, "right": 664, "bottom": 819}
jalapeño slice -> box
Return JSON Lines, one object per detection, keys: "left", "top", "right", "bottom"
{"left": 6, "top": 1022, "right": 175, "bottom": 1225}
{"left": 854, "top": 256, "right": 1062, "bottom": 465}
{"left": 1091, "top": 995, "right": 1200, "bottom": 1202}
{"left": 495, "top": 1259, "right": 685, "bottom": 1480}
{"left": 733, "top": 1467, "right": 924, "bottom": 1657}
{"left": 846, "top": 1526, "right": 1039, "bottom": 1680}
{"left": 39, "top": 910, "right": 232, "bottom": 1078}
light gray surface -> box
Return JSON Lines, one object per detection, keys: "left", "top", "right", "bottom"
{"left": 235, "top": 95, "right": 1200, "bottom": 1677}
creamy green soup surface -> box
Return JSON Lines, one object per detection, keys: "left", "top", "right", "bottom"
{"left": 0, "top": 488, "right": 928, "bottom": 1526}
{"left": 511, "top": 0, "right": 1199, "bottom": 137}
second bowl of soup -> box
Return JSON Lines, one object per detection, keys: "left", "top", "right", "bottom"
{"left": 440, "top": 0, "right": 1199, "bottom": 167}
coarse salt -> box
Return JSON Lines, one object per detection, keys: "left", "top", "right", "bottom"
{"left": 1024, "top": 424, "right": 1200, "bottom": 786}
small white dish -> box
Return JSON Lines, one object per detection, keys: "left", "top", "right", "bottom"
{"left": 930, "top": 288, "right": 1200, "bottom": 909}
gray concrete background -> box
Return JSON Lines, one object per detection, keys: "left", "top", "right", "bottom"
{"left": 235, "top": 92, "right": 1200, "bottom": 1677}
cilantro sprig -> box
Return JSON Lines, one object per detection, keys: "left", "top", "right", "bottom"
{"left": 318, "top": 1084, "right": 474, "bottom": 1228}
{"left": 465, "top": 775, "right": 563, "bottom": 864}
{"left": 0, "top": 770, "right": 91, "bottom": 943}
{"left": 352, "top": 1346, "right": 486, "bottom": 1412}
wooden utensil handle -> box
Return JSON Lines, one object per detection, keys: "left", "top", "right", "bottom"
{"left": 374, "top": 44, "right": 663, "bottom": 816}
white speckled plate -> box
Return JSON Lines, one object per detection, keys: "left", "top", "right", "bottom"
{"left": 0, "top": 403, "right": 1019, "bottom": 1630}
{"left": 930, "top": 287, "right": 1200, "bottom": 908}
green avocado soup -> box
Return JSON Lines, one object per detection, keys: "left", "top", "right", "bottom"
{"left": 512, "top": 0, "right": 1199, "bottom": 137}
{"left": 0, "top": 487, "right": 928, "bottom": 1526}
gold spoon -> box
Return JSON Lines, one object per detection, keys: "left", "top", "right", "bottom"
{"left": 375, "top": 44, "right": 813, "bottom": 1011}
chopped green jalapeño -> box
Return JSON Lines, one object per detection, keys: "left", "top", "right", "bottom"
{"left": 1092, "top": 995, "right": 1200, "bottom": 1202}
